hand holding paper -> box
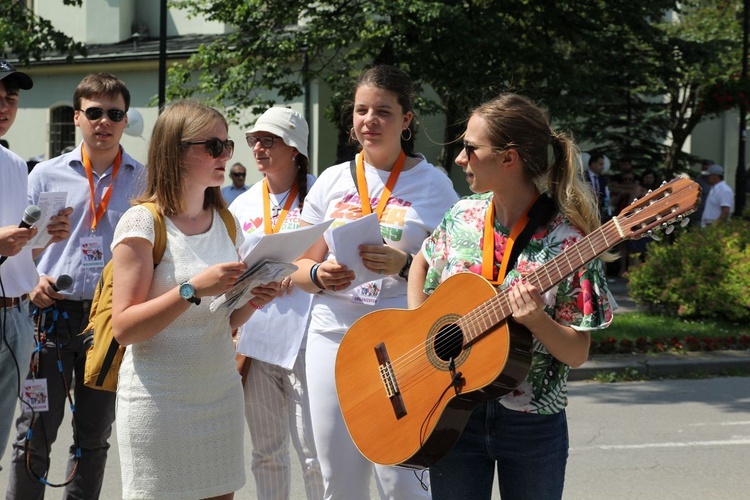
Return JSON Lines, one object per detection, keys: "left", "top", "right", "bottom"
{"left": 325, "top": 213, "right": 384, "bottom": 290}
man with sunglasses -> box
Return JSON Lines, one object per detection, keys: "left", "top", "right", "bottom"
{"left": 222, "top": 161, "right": 249, "bottom": 204}
{"left": 6, "top": 73, "right": 145, "bottom": 500}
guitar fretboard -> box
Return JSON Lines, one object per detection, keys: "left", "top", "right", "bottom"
{"left": 457, "top": 220, "right": 623, "bottom": 344}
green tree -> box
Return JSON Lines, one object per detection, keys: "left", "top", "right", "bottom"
{"left": 658, "top": 0, "right": 743, "bottom": 175}
{"left": 0, "top": 0, "right": 86, "bottom": 64}
{"left": 169, "top": 0, "right": 675, "bottom": 171}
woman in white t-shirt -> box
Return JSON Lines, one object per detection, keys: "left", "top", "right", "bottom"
{"left": 229, "top": 107, "right": 324, "bottom": 500}
{"left": 292, "top": 65, "right": 458, "bottom": 499}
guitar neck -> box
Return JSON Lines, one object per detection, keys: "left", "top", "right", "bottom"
{"left": 458, "top": 219, "right": 624, "bottom": 343}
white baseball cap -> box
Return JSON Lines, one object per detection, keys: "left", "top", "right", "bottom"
{"left": 246, "top": 107, "right": 309, "bottom": 158}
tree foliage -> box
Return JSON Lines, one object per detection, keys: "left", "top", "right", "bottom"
{"left": 0, "top": 0, "right": 86, "bottom": 64}
{"left": 173, "top": 1, "right": 738, "bottom": 173}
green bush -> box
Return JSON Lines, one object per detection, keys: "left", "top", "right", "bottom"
{"left": 627, "top": 219, "right": 750, "bottom": 321}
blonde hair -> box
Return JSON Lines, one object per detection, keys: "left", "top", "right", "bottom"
{"left": 136, "top": 100, "right": 227, "bottom": 215}
{"left": 473, "top": 94, "right": 600, "bottom": 235}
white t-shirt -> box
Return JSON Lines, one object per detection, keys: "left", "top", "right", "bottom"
{"left": 701, "top": 180, "right": 734, "bottom": 227}
{"left": 0, "top": 146, "right": 38, "bottom": 296}
{"left": 301, "top": 154, "right": 459, "bottom": 335}
{"left": 230, "top": 174, "right": 316, "bottom": 369}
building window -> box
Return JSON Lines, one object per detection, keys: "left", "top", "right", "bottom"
{"left": 49, "top": 106, "right": 75, "bottom": 158}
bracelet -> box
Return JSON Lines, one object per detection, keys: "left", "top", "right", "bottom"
{"left": 310, "top": 263, "right": 326, "bottom": 290}
{"left": 398, "top": 253, "right": 413, "bottom": 281}
{"left": 248, "top": 300, "right": 264, "bottom": 310}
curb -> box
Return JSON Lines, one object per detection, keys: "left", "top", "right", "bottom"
{"left": 570, "top": 350, "right": 750, "bottom": 381}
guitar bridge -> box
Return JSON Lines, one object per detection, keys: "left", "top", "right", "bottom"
{"left": 375, "top": 342, "right": 407, "bottom": 419}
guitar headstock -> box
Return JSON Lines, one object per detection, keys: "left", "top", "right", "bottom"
{"left": 615, "top": 177, "right": 701, "bottom": 241}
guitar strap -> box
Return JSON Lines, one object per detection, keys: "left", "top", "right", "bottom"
{"left": 485, "top": 193, "right": 557, "bottom": 285}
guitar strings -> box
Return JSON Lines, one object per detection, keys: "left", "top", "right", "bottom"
{"left": 387, "top": 225, "right": 618, "bottom": 392}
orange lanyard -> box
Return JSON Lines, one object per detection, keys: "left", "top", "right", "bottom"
{"left": 482, "top": 191, "right": 540, "bottom": 285}
{"left": 262, "top": 179, "right": 298, "bottom": 234}
{"left": 82, "top": 145, "right": 122, "bottom": 233}
{"left": 355, "top": 151, "right": 405, "bottom": 220}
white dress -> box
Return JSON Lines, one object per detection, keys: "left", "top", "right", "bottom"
{"left": 112, "top": 206, "right": 245, "bottom": 500}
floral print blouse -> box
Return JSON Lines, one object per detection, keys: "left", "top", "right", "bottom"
{"left": 422, "top": 193, "right": 613, "bottom": 414}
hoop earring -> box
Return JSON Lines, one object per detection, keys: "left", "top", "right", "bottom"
{"left": 401, "top": 128, "right": 412, "bottom": 141}
{"left": 349, "top": 127, "right": 358, "bottom": 142}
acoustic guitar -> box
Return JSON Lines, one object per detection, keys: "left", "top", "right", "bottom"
{"left": 335, "top": 177, "right": 700, "bottom": 469}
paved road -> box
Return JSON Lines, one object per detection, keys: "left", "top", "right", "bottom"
{"left": 2, "top": 376, "right": 748, "bottom": 499}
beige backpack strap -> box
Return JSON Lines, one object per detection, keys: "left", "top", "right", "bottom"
{"left": 141, "top": 202, "right": 167, "bottom": 265}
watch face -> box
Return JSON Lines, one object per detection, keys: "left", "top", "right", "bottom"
{"left": 179, "top": 282, "right": 195, "bottom": 300}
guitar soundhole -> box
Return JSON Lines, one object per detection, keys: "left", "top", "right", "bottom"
{"left": 433, "top": 323, "right": 464, "bottom": 362}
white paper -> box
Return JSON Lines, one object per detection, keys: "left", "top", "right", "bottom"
{"left": 28, "top": 192, "right": 68, "bottom": 249}
{"left": 326, "top": 213, "right": 383, "bottom": 290}
{"left": 210, "top": 220, "right": 334, "bottom": 312}
{"left": 23, "top": 378, "right": 49, "bottom": 412}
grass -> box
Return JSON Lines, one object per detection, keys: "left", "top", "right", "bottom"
{"left": 592, "top": 312, "right": 749, "bottom": 343}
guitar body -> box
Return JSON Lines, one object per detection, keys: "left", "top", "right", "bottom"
{"left": 335, "top": 272, "right": 533, "bottom": 468}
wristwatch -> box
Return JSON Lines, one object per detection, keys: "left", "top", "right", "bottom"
{"left": 398, "top": 253, "right": 413, "bottom": 281}
{"left": 179, "top": 281, "right": 201, "bottom": 305}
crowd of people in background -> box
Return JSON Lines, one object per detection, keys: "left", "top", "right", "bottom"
{"left": 0, "top": 56, "right": 742, "bottom": 500}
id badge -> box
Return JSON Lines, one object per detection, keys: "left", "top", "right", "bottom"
{"left": 80, "top": 236, "right": 104, "bottom": 268}
{"left": 23, "top": 379, "right": 50, "bottom": 412}
{"left": 351, "top": 279, "right": 382, "bottom": 306}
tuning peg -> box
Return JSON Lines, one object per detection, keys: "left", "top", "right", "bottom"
{"left": 665, "top": 224, "right": 675, "bottom": 235}
{"left": 680, "top": 216, "right": 690, "bottom": 228}
{"left": 647, "top": 230, "right": 661, "bottom": 241}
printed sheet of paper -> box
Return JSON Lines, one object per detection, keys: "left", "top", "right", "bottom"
{"left": 326, "top": 213, "right": 383, "bottom": 290}
{"left": 210, "top": 219, "right": 334, "bottom": 312}
{"left": 28, "top": 192, "right": 68, "bottom": 249}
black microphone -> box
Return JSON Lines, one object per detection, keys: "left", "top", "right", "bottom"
{"left": 19, "top": 205, "right": 42, "bottom": 229}
{"left": 52, "top": 274, "right": 73, "bottom": 292}
{"left": 0, "top": 205, "right": 42, "bottom": 266}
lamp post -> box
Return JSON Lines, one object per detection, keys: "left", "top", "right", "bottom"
{"left": 737, "top": 0, "right": 749, "bottom": 216}
{"left": 158, "top": 0, "right": 167, "bottom": 114}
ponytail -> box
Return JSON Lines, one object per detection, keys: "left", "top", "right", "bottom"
{"left": 296, "top": 155, "right": 310, "bottom": 209}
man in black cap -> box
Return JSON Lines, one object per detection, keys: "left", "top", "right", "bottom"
{"left": 0, "top": 60, "right": 71, "bottom": 467}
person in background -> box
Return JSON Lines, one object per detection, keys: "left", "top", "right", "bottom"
{"left": 292, "top": 65, "right": 458, "bottom": 499}
{"left": 222, "top": 161, "right": 250, "bottom": 204}
{"left": 408, "top": 93, "right": 613, "bottom": 500}
{"left": 700, "top": 164, "right": 734, "bottom": 227}
{"left": 693, "top": 159, "right": 713, "bottom": 224}
{"left": 0, "top": 60, "right": 71, "bottom": 469}
{"left": 230, "top": 107, "right": 323, "bottom": 500}
{"left": 639, "top": 168, "right": 661, "bottom": 192}
{"left": 585, "top": 153, "right": 610, "bottom": 222}
{"left": 110, "top": 100, "right": 278, "bottom": 500}
{"left": 7, "top": 72, "right": 144, "bottom": 500}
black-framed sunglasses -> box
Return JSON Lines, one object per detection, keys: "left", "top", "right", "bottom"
{"left": 462, "top": 141, "right": 497, "bottom": 158}
{"left": 80, "top": 107, "right": 127, "bottom": 122}
{"left": 246, "top": 136, "right": 276, "bottom": 149}
{"left": 183, "top": 138, "right": 235, "bottom": 159}
{"left": 231, "top": 172, "right": 246, "bottom": 178}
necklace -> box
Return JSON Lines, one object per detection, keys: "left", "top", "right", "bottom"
{"left": 188, "top": 209, "right": 204, "bottom": 222}
{"left": 270, "top": 190, "right": 292, "bottom": 217}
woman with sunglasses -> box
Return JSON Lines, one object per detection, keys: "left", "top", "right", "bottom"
{"left": 110, "top": 100, "right": 279, "bottom": 500}
{"left": 228, "top": 107, "right": 324, "bottom": 500}
{"left": 407, "top": 93, "right": 614, "bottom": 500}
{"left": 292, "top": 65, "right": 458, "bottom": 499}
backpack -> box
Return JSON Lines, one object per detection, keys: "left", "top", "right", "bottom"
{"left": 81, "top": 203, "right": 237, "bottom": 392}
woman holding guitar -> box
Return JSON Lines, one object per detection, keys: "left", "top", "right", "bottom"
{"left": 408, "top": 94, "right": 614, "bottom": 500}
{"left": 292, "top": 65, "right": 458, "bottom": 499}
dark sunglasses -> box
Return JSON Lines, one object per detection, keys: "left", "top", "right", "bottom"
{"left": 462, "top": 141, "right": 498, "bottom": 158}
{"left": 246, "top": 136, "right": 276, "bottom": 149}
{"left": 80, "top": 107, "right": 127, "bottom": 122}
{"left": 231, "top": 172, "right": 246, "bottom": 178}
{"left": 183, "top": 138, "right": 235, "bottom": 159}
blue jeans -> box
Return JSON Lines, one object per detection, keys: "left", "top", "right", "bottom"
{"left": 430, "top": 400, "right": 569, "bottom": 500}
{"left": 0, "top": 300, "right": 35, "bottom": 465}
